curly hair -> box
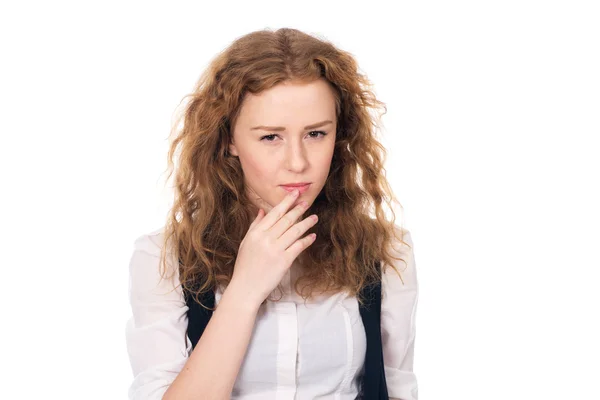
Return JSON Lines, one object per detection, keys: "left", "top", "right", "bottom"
{"left": 156, "top": 27, "right": 411, "bottom": 309}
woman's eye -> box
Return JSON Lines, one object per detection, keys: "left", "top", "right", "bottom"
{"left": 260, "top": 134, "right": 278, "bottom": 142}
{"left": 260, "top": 131, "right": 327, "bottom": 142}
{"left": 308, "top": 130, "right": 327, "bottom": 138}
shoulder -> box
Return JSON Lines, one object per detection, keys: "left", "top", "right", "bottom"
{"left": 386, "top": 224, "right": 415, "bottom": 266}
{"left": 131, "top": 226, "right": 167, "bottom": 257}
{"left": 392, "top": 223, "right": 414, "bottom": 249}
{"left": 382, "top": 224, "right": 417, "bottom": 291}
{"left": 128, "top": 226, "right": 180, "bottom": 292}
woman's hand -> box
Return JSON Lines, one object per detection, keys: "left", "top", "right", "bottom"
{"left": 227, "top": 189, "right": 318, "bottom": 307}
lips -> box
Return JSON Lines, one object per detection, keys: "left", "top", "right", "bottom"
{"left": 280, "top": 183, "right": 311, "bottom": 194}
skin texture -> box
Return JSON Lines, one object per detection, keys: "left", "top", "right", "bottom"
{"left": 229, "top": 78, "right": 337, "bottom": 224}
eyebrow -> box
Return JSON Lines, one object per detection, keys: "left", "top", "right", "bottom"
{"left": 250, "top": 120, "right": 333, "bottom": 132}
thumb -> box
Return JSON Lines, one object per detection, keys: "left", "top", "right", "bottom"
{"left": 250, "top": 208, "right": 264, "bottom": 227}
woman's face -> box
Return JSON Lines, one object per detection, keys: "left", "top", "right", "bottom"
{"left": 230, "top": 79, "right": 337, "bottom": 218}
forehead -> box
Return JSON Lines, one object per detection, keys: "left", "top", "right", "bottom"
{"left": 235, "top": 79, "right": 337, "bottom": 128}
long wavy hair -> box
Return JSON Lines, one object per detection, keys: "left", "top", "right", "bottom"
{"left": 157, "top": 27, "right": 411, "bottom": 309}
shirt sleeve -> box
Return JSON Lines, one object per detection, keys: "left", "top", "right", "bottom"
{"left": 381, "top": 227, "right": 419, "bottom": 400}
{"left": 125, "top": 231, "right": 192, "bottom": 400}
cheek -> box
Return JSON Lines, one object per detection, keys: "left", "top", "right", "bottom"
{"left": 242, "top": 155, "right": 275, "bottom": 182}
{"left": 318, "top": 151, "right": 336, "bottom": 182}
{"left": 318, "top": 148, "right": 335, "bottom": 170}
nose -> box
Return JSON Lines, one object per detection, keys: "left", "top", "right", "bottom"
{"left": 284, "top": 139, "right": 309, "bottom": 172}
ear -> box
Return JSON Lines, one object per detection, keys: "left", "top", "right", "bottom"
{"left": 228, "top": 142, "right": 239, "bottom": 157}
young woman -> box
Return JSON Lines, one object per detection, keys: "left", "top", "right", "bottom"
{"left": 125, "top": 27, "right": 419, "bottom": 400}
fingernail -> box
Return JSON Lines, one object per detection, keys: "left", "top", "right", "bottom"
{"left": 291, "top": 189, "right": 299, "bottom": 197}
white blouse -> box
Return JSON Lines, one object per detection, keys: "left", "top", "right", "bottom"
{"left": 125, "top": 226, "right": 419, "bottom": 400}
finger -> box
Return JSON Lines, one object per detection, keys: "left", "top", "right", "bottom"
{"left": 253, "top": 196, "right": 273, "bottom": 215}
{"left": 278, "top": 214, "right": 317, "bottom": 250}
{"left": 249, "top": 208, "right": 263, "bottom": 229}
{"left": 247, "top": 185, "right": 273, "bottom": 215}
{"left": 269, "top": 200, "right": 311, "bottom": 239}
{"left": 284, "top": 232, "right": 317, "bottom": 257}
{"left": 256, "top": 188, "right": 300, "bottom": 231}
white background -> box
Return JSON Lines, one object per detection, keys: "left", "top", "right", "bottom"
{"left": 1, "top": 1, "right": 598, "bottom": 399}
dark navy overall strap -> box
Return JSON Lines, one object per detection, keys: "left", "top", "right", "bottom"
{"left": 179, "top": 257, "right": 215, "bottom": 350}
{"left": 357, "top": 260, "right": 389, "bottom": 399}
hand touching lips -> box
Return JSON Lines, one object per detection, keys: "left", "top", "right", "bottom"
{"left": 280, "top": 183, "right": 311, "bottom": 195}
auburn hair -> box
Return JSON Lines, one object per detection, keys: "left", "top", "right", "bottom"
{"left": 157, "top": 27, "right": 410, "bottom": 309}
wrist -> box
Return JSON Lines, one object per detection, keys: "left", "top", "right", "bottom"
{"left": 221, "top": 280, "right": 263, "bottom": 314}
